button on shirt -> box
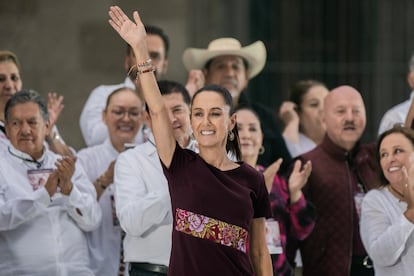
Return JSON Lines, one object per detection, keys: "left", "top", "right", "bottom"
{"left": 0, "top": 145, "right": 102, "bottom": 276}
{"left": 77, "top": 139, "right": 121, "bottom": 276}
{"left": 80, "top": 77, "right": 145, "bottom": 147}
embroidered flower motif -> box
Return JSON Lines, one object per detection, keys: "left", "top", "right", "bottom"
{"left": 189, "top": 214, "right": 209, "bottom": 233}
{"left": 175, "top": 208, "right": 248, "bottom": 253}
{"left": 222, "top": 225, "right": 237, "bottom": 246}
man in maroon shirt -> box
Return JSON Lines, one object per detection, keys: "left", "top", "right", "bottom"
{"left": 298, "top": 86, "right": 378, "bottom": 276}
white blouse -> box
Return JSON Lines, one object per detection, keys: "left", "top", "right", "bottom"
{"left": 77, "top": 139, "right": 122, "bottom": 276}
{"left": 360, "top": 188, "right": 414, "bottom": 276}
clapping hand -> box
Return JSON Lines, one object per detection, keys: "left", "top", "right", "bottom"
{"left": 263, "top": 158, "right": 283, "bottom": 193}
{"left": 288, "top": 159, "right": 312, "bottom": 204}
{"left": 55, "top": 156, "right": 76, "bottom": 195}
{"left": 44, "top": 171, "right": 59, "bottom": 197}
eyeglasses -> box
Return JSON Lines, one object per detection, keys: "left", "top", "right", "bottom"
{"left": 109, "top": 109, "right": 142, "bottom": 120}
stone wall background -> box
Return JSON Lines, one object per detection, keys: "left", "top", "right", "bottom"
{"left": 1, "top": 1, "right": 414, "bottom": 149}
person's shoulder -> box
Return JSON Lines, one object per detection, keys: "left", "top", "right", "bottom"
{"left": 381, "top": 97, "right": 412, "bottom": 120}
{"left": 119, "top": 141, "right": 155, "bottom": 160}
{"left": 239, "top": 162, "right": 262, "bottom": 178}
{"left": 77, "top": 143, "right": 106, "bottom": 158}
{"left": 364, "top": 187, "right": 388, "bottom": 204}
{"left": 299, "top": 144, "right": 323, "bottom": 160}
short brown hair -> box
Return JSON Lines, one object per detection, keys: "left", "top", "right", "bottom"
{"left": 0, "top": 50, "right": 20, "bottom": 70}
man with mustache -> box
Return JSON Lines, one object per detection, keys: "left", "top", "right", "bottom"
{"left": 296, "top": 86, "right": 378, "bottom": 276}
{"left": 182, "top": 38, "right": 292, "bottom": 172}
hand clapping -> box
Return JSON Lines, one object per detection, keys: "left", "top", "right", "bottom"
{"left": 288, "top": 159, "right": 312, "bottom": 204}
{"left": 55, "top": 156, "right": 76, "bottom": 195}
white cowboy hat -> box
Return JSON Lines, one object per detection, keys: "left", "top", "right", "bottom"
{"left": 182, "top": 37, "right": 267, "bottom": 79}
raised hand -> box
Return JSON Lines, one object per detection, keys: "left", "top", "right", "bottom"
{"left": 263, "top": 158, "right": 283, "bottom": 193}
{"left": 279, "top": 101, "right": 299, "bottom": 127}
{"left": 108, "top": 6, "right": 148, "bottom": 61}
{"left": 47, "top": 92, "right": 64, "bottom": 129}
{"left": 185, "top": 70, "right": 205, "bottom": 98}
{"left": 288, "top": 159, "right": 312, "bottom": 204}
{"left": 402, "top": 153, "right": 414, "bottom": 211}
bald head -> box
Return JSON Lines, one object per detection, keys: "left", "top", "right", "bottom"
{"left": 322, "top": 85, "right": 366, "bottom": 151}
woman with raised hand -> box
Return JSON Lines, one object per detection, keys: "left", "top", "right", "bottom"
{"left": 108, "top": 5, "right": 273, "bottom": 276}
{"left": 360, "top": 125, "right": 414, "bottom": 275}
{"left": 279, "top": 80, "right": 329, "bottom": 158}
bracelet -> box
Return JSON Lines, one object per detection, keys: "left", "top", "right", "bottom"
{"left": 137, "top": 58, "right": 152, "bottom": 68}
{"left": 137, "top": 67, "right": 155, "bottom": 75}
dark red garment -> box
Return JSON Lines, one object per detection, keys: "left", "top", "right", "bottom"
{"left": 162, "top": 144, "right": 272, "bottom": 276}
{"left": 257, "top": 165, "right": 316, "bottom": 276}
{"left": 298, "top": 135, "right": 379, "bottom": 276}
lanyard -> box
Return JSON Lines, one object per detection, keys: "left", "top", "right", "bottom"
{"left": 8, "top": 147, "right": 43, "bottom": 168}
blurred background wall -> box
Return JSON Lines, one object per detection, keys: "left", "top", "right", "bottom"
{"left": 1, "top": 0, "right": 414, "bottom": 150}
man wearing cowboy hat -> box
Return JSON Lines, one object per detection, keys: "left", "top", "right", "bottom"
{"left": 183, "top": 37, "right": 292, "bottom": 170}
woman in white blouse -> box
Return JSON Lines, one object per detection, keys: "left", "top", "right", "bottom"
{"left": 360, "top": 125, "right": 414, "bottom": 276}
{"left": 279, "top": 80, "right": 329, "bottom": 158}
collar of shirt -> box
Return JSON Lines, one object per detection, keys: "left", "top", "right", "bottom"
{"left": 8, "top": 144, "right": 47, "bottom": 169}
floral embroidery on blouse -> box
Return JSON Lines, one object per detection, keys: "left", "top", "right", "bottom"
{"left": 175, "top": 208, "right": 248, "bottom": 253}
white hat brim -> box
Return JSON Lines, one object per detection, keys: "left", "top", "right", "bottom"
{"left": 182, "top": 40, "right": 266, "bottom": 79}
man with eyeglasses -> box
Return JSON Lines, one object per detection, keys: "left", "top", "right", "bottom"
{"left": 0, "top": 89, "right": 102, "bottom": 275}
{"left": 80, "top": 25, "right": 169, "bottom": 147}
{"left": 77, "top": 87, "right": 145, "bottom": 276}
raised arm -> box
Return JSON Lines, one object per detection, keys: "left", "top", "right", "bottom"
{"left": 108, "top": 6, "right": 176, "bottom": 167}
{"left": 405, "top": 95, "right": 414, "bottom": 129}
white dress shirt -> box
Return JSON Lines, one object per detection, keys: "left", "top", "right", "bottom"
{"left": 283, "top": 132, "right": 317, "bottom": 158}
{"left": 114, "top": 139, "right": 172, "bottom": 266}
{"left": 360, "top": 188, "right": 414, "bottom": 276}
{"left": 378, "top": 91, "right": 414, "bottom": 135}
{"left": 77, "top": 139, "right": 122, "bottom": 276}
{"left": 114, "top": 135, "right": 198, "bottom": 266}
{"left": 80, "top": 77, "right": 145, "bottom": 147}
{"left": 0, "top": 121, "right": 9, "bottom": 152}
{"left": 0, "top": 145, "right": 102, "bottom": 276}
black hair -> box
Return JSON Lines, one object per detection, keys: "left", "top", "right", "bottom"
{"left": 376, "top": 124, "right": 414, "bottom": 186}
{"left": 234, "top": 105, "right": 262, "bottom": 131}
{"left": 158, "top": 80, "right": 190, "bottom": 104}
{"left": 191, "top": 84, "right": 241, "bottom": 161}
{"left": 145, "top": 80, "right": 190, "bottom": 113}
{"left": 126, "top": 25, "right": 170, "bottom": 58}
{"left": 289, "top": 79, "right": 327, "bottom": 112}
{"left": 5, "top": 89, "right": 48, "bottom": 123}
